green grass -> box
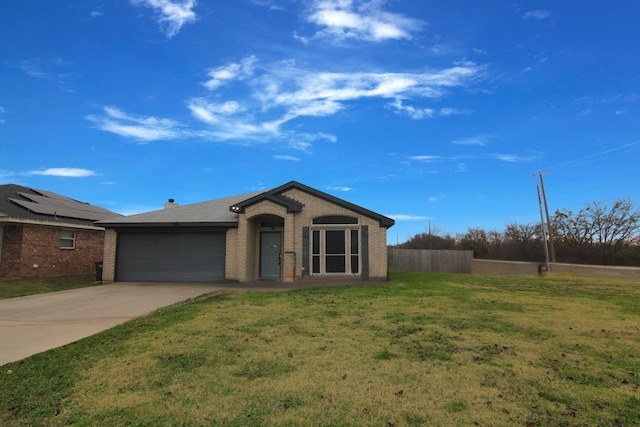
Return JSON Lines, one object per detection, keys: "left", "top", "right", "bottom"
{"left": 1, "top": 271, "right": 639, "bottom": 426}
{"left": 0, "top": 275, "right": 98, "bottom": 300}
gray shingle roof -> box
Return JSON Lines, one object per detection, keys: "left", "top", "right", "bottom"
{"left": 97, "top": 191, "right": 263, "bottom": 227}
{"left": 97, "top": 181, "right": 395, "bottom": 229}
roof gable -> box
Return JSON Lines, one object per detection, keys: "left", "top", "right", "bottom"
{"left": 233, "top": 181, "right": 395, "bottom": 228}
{"left": 230, "top": 192, "right": 303, "bottom": 214}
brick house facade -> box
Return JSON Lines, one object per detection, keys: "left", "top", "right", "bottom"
{"left": 0, "top": 223, "right": 105, "bottom": 278}
{"left": 99, "top": 181, "right": 394, "bottom": 283}
{"left": 0, "top": 184, "right": 121, "bottom": 279}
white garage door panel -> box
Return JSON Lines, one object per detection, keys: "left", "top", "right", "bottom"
{"left": 117, "top": 232, "right": 226, "bottom": 282}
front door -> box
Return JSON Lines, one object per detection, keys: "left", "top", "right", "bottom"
{"left": 260, "top": 232, "right": 281, "bottom": 278}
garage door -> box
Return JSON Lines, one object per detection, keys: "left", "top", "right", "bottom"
{"left": 116, "top": 232, "right": 226, "bottom": 282}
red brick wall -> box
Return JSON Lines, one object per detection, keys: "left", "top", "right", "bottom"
{"left": 0, "top": 225, "right": 23, "bottom": 278}
{"left": 0, "top": 224, "right": 105, "bottom": 279}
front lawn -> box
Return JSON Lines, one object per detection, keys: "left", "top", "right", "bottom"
{"left": 0, "top": 275, "right": 98, "bottom": 300}
{"left": 1, "top": 271, "right": 639, "bottom": 426}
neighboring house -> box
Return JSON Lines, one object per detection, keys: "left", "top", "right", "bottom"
{"left": 98, "top": 181, "right": 395, "bottom": 283}
{"left": 0, "top": 184, "right": 122, "bottom": 279}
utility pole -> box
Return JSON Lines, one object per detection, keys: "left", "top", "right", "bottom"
{"left": 537, "top": 184, "right": 550, "bottom": 272}
{"left": 533, "top": 171, "right": 556, "bottom": 264}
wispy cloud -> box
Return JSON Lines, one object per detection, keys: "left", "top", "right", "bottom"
{"left": 451, "top": 135, "right": 494, "bottom": 146}
{"left": 523, "top": 10, "right": 552, "bottom": 20}
{"left": 304, "top": 0, "right": 424, "bottom": 42}
{"left": 12, "top": 58, "right": 73, "bottom": 81}
{"left": 389, "top": 99, "right": 470, "bottom": 119}
{"left": 388, "top": 214, "right": 430, "bottom": 221}
{"left": 409, "top": 155, "right": 443, "bottom": 162}
{"left": 492, "top": 153, "right": 538, "bottom": 163}
{"left": 203, "top": 56, "right": 256, "bottom": 90}
{"left": 130, "top": 0, "right": 197, "bottom": 37}
{"left": 86, "top": 106, "right": 185, "bottom": 142}
{"left": 327, "top": 186, "right": 353, "bottom": 192}
{"left": 0, "top": 106, "right": 6, "bottom": 124}
{"left": 27, "top": 168, "right": 96, "bottom": 178}
{"left": 90, "top": 56, "right": 484, "bottom": 148}
{"left": 273, "top": 155, "right": 300, "bottom": 161}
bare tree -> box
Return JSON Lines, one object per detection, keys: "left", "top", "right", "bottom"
{"left": 503, "top": 221, "right": 538, "bottom": 260}
{"left": 459, "top": 227, "right": 490, "bottom": 258}
{"left": 552, "top": 198, "right": 640, "bottom": 263}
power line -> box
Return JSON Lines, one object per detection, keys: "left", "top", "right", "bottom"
{"left": 544, "top": 139, "right": 640, "bottom": 171}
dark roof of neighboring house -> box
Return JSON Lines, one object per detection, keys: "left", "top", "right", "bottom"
{"left": 98, "top": 181, "right": 395, "bottom": 229}
{"left": 0, "top": 184, "right": 122, "bottom": 227}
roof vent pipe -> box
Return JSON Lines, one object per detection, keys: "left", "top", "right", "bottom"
{"left": 164, "top": 199, "right": 179, "bottom": 209}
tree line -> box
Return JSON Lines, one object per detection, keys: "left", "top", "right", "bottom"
{"left": 395, "top": 198, "right": 640, "bottom": 267}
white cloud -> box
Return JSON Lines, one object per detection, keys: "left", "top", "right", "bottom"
{"left": 388, "top": 214, "right": 430, "bottom": 221}
{"left": 389, "top": 100, "right": 471, "bottom": 120}
{"left": 13, "top": 58, "right": 72, "bottom": 81}
{"left": 326, "top": 186, "right": 353, "bottom": 192}
{"left": 90, "top": 57, "right": 483, "bottom": 148}
{"left": 86, "top": 106, "right": 184, "bottom": 142}
{"left": 28, "top": 168, "right": 96, "bottom": 178}
{"left": 305, "top": 0, "right": 424, "bottom": 42}
{"left": 492, "top": 153, "right": 537, "bottom": 163}
{"left": 273, "top": 155, "right": 300, "bottom": 161}
{"left": 390, "top": 99, "right": 434, "bottom": 119}
{"left": 203, "top": 56, "right": 257, "bottom": 90}
{"left": 131, "top": 0, "right": 197, "bottom": 37}
{"left": 523, "top": 10, "right": 551, "bottom": 20}
{"left": 451, "top": 135, "right": 493, "bottom": 146}
{"left": 410, "top": 155, "right": 442, "bottom": 162}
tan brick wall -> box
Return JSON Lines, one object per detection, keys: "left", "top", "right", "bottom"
{"left": 225, "top": 228, "right": 239, "bottom": 281}
{"left": 234, "top": 201, "right": 289, "bottom": 282}
{"left": 282, "top": 188, "right": 389, "bottom": 281}
{"left": 228, "top": 189, "right": 389, "bottom": 281}
{"left": 102, "top": 229, "right": 117, "bottom": 282}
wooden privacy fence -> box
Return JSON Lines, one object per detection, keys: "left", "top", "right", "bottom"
{"left": 388, "top": 248, "right": 473, "bottom": 274}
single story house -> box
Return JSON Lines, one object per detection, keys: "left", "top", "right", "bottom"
{"left": 0, "top": 184, "right": 121, "bottom": 279}
{"left": 98, "top": 181, "right": 394, "bottom": 283}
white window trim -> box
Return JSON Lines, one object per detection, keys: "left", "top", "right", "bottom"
{"left": 60, "top": 230, "right": 76, "bottom": 249}
{"left": 310, "top": 227, "right": 360, "bottom": 276}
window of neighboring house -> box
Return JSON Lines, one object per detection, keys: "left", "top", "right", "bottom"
{"left": 60, "top": 230, "right": 76, "bottom": 249}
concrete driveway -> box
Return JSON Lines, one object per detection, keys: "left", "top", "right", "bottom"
{"left": 0, "top": 283, "right": 224, "bottom": 366}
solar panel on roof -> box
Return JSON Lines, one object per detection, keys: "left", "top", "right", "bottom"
{"left": 9, "top": 199, "right": 57, "bottom": 215}
{"left": 10, "top": 192, "right": 117, "bottom": 221}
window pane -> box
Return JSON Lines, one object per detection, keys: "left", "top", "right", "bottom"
{"left": 326, "top": 255, "right": 345, "bottom": 273}
{"left": 351, "top": 255, "right": 359, "bottom": 273}
{"left": 61, "top": 230, "right": 75, "bottom": 248}
{"left": 313, "top": 216, "right": 358, "bottom": 225}
{"left": 312, "top": 256, "right": 320, "bottom": 273}
{"left": 350, "top": 230, "right": 359, "bottom": 254}
{"left": 60, "top": 239, "right": 75, "bottom": 248}
{"left": 312, "top": 230, "right": 320, "bottom": 255}
{"left": 61, "top": 230, "right": 75, "bottom": 239}
{"left": 325, "top": 230, "right": 345, "bottom": 254}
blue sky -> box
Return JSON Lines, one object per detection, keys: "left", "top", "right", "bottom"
{"left": 1, "top": 0, "right": 639, "bottom": 243}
